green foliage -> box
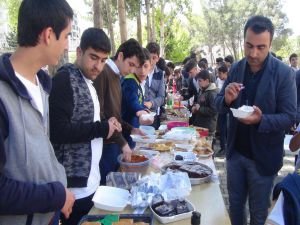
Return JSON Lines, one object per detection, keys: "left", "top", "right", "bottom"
{"left": 196, "top": 0, "right": 289, "bottom": 60}
{"left": 1, "top": 0, "right": 21, "bottom": 31}
{"left": 5, "top": 28, "right": 17, "bottom": 49}
{"left": 162, "top": 18, "right": 190, "bottom": 63}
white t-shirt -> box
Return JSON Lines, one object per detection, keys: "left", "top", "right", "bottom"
{"left": 15, "top": 72, "right": 44, "bottom": 116}
{"left": 69, "top": 74, "right": 103, "bottom": 199}
{"left": 216, "top": 78, "right": 225, "bottom": 90}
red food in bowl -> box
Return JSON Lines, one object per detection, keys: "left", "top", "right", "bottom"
{"left": 167, "top": 121, "right": 189, "bottom": 130}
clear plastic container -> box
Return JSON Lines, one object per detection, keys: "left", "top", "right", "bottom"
{"left": 117, "top": 153, "right": 151, "bottom": 174}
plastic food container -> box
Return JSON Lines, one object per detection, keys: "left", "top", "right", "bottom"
{"left": 167, "top": 121, "right": 189, "bottom": 130}
{"left": 78, "top": 214, "right": 153, "bottom": 225}
{"left": 92, "top": 186, "right": 130, "bottom": 211}
{"left": 150, "top": 199, "right": 195, "bottom": 224}
{"left": 139, "top": 125, "right": 155, "bottom": 135}
{"left": 117, "top": 152, "right": 151, "bottom": 174}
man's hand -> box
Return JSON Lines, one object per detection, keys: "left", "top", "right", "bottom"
{"left": 137, "top": 110, "right": 154, "bottom": 125}
{"left": 238, "top": 105, "right": 262, "bottom": 125}
{"left": 131, "top": 128, "right": 145, "bottom": 136}
{"left": 191, "top": 104, "right": 200, "bottom": 113}
{"left": 144, "top": 101, "right": 152, "bottom": 109}
{"left": 122, "top": 143, "right": 132, "bottom": 162}
{"left": 61, "top": 188, "right": 75, "bottom": 219}
{"left": 107, "top": 117, "right": 122, "bottom": 139}
{"left": 225, "top": 82, "right": 243, "bottom": 106}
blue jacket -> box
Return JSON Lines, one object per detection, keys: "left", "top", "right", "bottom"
{"left": 273, "top": 173, "right": 300, "bottom": 225}
{"left": 214, "top": 54, "right": 297, "bottom": 176}
{"left": 121, "top": 74, "right": 146, "bottom": 128}
{"left": 0, "top": 53, "right": 66, "bottom": 224}
{"left": 296, "top": 70, "right": 300, "bottom": 122}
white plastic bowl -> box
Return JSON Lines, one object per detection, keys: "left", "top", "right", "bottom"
{"left": 230, "top": 105, "right": 254, "bottom": 118}
{"left": 139, "top": 125, "right": 155, "bottom": 135}
{"left": 140, "top": 112, "right": 156, "bottom": 121}
{"left": 92, "top": 186, "right": 130, "bottom": 211}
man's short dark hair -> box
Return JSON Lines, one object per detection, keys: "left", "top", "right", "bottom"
{"left": 196, "top": 69, "right": 210, "bottom": 81}
{"left": 114, "top": 38, "right": 145, "bottom": 64}
{"left": 80, "top": 28, "right": 111, "bottom": 53}
{"left": 218, "top": 64, "right": 228, "bottom": 73}
{"left": 224, "top": 55, "right": 234, "bottom": 64}
{"left": 17, "top": 0, "right": 73, "bottom": 47}
{"left": 142, "top": 48, "right": 151, "bottom": 61}
{"left": 216, "top": 57, "right": 224, "bottom": 63}
{"left": 198, "top": 61, "right": 207, "bottom": 70}
{"left": 184, "top": 59, "right": 197, "bottom": 73}
{"left": 146, "top": 42, "right": 160, "bottom": 56}
{"left": 199, "top": 58, "right": 208, "bottom": 64}
{"left": 167, "top": 61, "right": 175, "bottom": 70}
{"left": 244, "top": 15, "right": 274, "bottom": 42}
{"left": 289, "top": 53, "right": 298, "bottom": 62}
{"left": 156, "top": 57, "right": 167, "bottom": 71}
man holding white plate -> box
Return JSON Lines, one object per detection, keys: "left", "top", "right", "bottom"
{"left": 214, "top": 16, "right": 296, "bottom": 225}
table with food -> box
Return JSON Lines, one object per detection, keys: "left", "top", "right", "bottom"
{"left": 83, "top": 119, "right": 230, "bottom": 225}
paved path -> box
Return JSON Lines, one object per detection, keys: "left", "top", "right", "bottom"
{"left": 213, "top": 139, "right": 296, "bottom": 223}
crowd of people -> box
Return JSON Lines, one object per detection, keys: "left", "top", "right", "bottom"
{"left": 0, "top": 1, "right": 299, "bottom": 225}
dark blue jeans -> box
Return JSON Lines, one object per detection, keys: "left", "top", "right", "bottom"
{"left": 217, "top": 113, "right": 227, "bottom": 150}
{"left": 227, "top": 152, "right": 275, "bottom": 225}
{"left": 100, "top": 143, "right": 121, "bottom": 185}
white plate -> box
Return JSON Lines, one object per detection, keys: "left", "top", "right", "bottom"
{"left": 92, "top": 186, "right": 130, "bottom": 211}
{"left": 230, "top": 105, "right": 254, "bottom": 118}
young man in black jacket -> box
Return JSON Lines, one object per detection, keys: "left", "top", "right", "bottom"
{"left": 49, "top": 28, "right": 121, "bottom": 225}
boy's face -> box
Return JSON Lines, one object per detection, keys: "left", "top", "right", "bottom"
{"left": 198, "top": 78, "right": 210, "bottom": 89}
{"left": 77, "top": 47, "right": 109, "bottom": 80}
{"left": 290, "top": 57, "right": 298, "bottom": 67}
{"left": 136, "top": 59, "right": 151, "bottom": 82}
{"left": 48, "top": 20, "right": 72, "bottom": 65}
{"left": 218, "top": 71, "right": 228, "bottom": 81}
{"left": 150, "top": 53, "right": 159, "bottom": 69}
{"left": 117, "top": 52, "right": 140, "bottom": 76}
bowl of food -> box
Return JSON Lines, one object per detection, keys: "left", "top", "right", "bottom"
{"left": 230, "top": 105, "right": 254, "bottom": 119}
{"left": 161, "top": 161, "right": 213, "bottom": 185}
{"left": 193, "top": 146, "right": 214, "bottom": 158}
{"left": 118, "top": 152, "right": 151, "bottom": 174}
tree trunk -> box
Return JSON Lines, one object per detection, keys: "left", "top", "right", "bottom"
{"left": 93, "top": 0, "right": 103, "bottom": 29}
{"left": 145, "top": 0, "right": 151, "bottom": 43}
{"left": 137, "top": 2, "right": 142, "bottom": 45}
{"left": 118, "top": 0, "right": 127, "bottom": 43}
{"left": 105, "top": 0, "right": 116, "bottom": 55}
{"left": 231, "top": 40, "right": 238, "bottom": 61}
{"left": 151, "top": 0, "right": 156, "bottom": 42}
{"left": 159, "top": 0, "right": 165, "bottom": 57}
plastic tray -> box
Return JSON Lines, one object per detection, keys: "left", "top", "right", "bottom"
{"left": 78, "top": 214, "right": 153, "bottom": 225}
